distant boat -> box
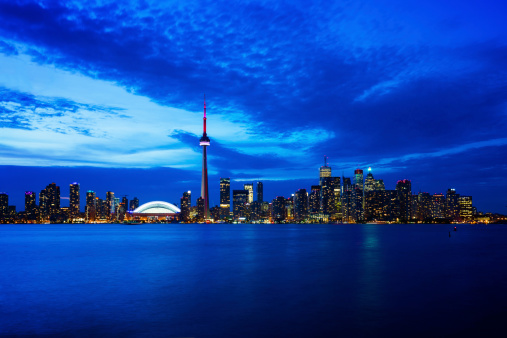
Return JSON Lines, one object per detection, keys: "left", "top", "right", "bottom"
{"left": 454, "top": 226, "right": 457, "bottom": 231}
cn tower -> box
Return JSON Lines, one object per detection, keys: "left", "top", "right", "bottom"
{"left": 199, "top": 94, "right": 211, "bottom": 220}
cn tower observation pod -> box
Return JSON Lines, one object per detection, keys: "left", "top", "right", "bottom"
{"left": 133, "top": 201, "right": 181, "bottom": 214}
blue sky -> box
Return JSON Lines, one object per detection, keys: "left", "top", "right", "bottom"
{"left": 0, "top": 0, "right": 506, "bottom": 213}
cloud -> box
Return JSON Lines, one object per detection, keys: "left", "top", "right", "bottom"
{"left": 0, "top": 40, "right": 17, "bottom": 55}
{"left": 0, "top": 86, "right": 126, "bottom": 134}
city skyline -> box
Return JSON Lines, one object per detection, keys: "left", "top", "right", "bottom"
{"left": 1, "top": 0, "right": 506, "bottom": 213}
{"left": 0, "top": 160, "right": 499, "bottom": 223}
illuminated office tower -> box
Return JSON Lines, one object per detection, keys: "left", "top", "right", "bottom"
{"left": 220, "top": 178, "right": 230, "bottom": 219}
{"left": 341, "top": 177, "right": 353, "bottom": 222}
{"left": 86, "top": 190, "right": 96, "bottom": 222}
{"left": 294, "top": 189, "right": 308, "bottom": 221}
{"left": 352, "top": 185, "right": 363, "bottom": 222}
{"left": 363, "top": 169, "right": 378, "bottom": 221}
{"left": 375, "top": 179, "right": 386, "bottom": 191}
{"left": 45, "top": 183, "right": 60, "bottom": 217}
{"left": 272, "top": 196, "right": 286, "bottom": 222}
{"left": 459, "top": 196, "right": 473, "bottom": 222}
{"left": 331, "top": 177, "right": 341, "bottom": 220}
{"left": 113, "top": 197, "right": 120, "bottom": 216}
{"left": 396, "top": 179, "right": 412, "bottom": 222}
{"left": 25, "top": 191, "right": 36, "bottom": 213}
{"left": 244, "top": 183, "right": 254, "bottom": 204}
{"left": 106, "top": 191, "right": 115, "bottom": 217}
{"left": 95, "top": 197, "right": 106, "bottom": 220}
{"left": 130, "top": 197, "right": 139, "bottom": 211}
{"left": 364, "top": 190, "right": 383, "bottom": 221}
{"left": 384, "top": 190, "right": 399, "bottom": 221}
{"left": 354, "top": 169, "right": 364, "bottom": 191}
{"left": 352, "top": 170, "right": 364, "bottom": 221}
{"left": 256, "top": 181, "right": 263, "bottom": 203}
{"left": 431, "top": 193, "right": 446, "bottom": 219}
{"left": 69, "top": 182, "right": 80, "bottom": 216}
{"left": 417, "top": 192, "right": 432, "bottom": 221}
{"left": 320, "top": 177, "right": 334, "bottom": 215}
{"left": 197, "top": 197, "right": 204, "bottom": 221}
{"left": 121, "top": 196, "right": 129, "bottom": 215}
{"left": 39, "top": 189, "right": 47, "bottom": 217}
{"left": 199, "top": 95, "right": 211, "bottom": 220}
{"left": 250, "top": 201, "right": 261, "bottom": 221}
{"left": 0, "top": 193, "right": 8, "bottom": 216}
{"left": 233, "top": 190, "right": 248, "bottom": 219}
{"left": 180, "top": 191, "right": 191, "bottom": 222}
{"left": 446, "top": 189, "right": 460, "bottom": 221}
{"left": 342, "top": 177, "right": 352, "bottom": 192}
{"left": 285, "top": 195, "right": 294, "bottom": 221}
{"left": 319, "top": 156, "right": 332, "bottom": 186}
{"left": 309, "top": 185, "right": 321, "bottom": 214}
{"left": 364, "top": 167, "right": 375, "bottom": 192}
{"left": 411, "top": 194, "right": 419, "bottom": 220}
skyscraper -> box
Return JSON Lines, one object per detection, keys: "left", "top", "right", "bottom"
{"left": 197, "top": 197, "right": 204, "bottom": 221}
{"left": 244, "top": 183, "right": 253, "bottom": 204}
{"left": 25, "top": 191, "right": 36, "bottom": 213}
{"left": 121, "top": 196, "right": 129, "bottom": 215}
{"left": 70, "top": 182, "right": 80, "bottom": 217}
{"left": 375, "top": 179, "right": 386, "bottom": 191}
{"left": 106, "top": 191, "right": 115, "bottom": 219}
{"left": 341, "top": 177, "right": 353, "bottom": 222}
{"left": 354, "top": 169, "right": 364, "bottom": 191}
{"left": 431, "top": 193, "right": 446, "bottom": 219}
{"left": 331, "top": 176, "right": 341, "bottom": 220}
{"left": 233, "top": 190, "right": 248, "bottom": 219}
{"left": 272, "top": 196, "right": 286, "bottom": 222}
{"left": 364, "top": 167, "right": 375, "bottom": 192}
{"left": 199, "top": 95, "right": 211, "bottom": 220}
{"left": 459, "top": 196, "right": 473, "bottom": 222}
{"left": 319, "top": 156, "right": 331, "bottom": 186}
{"left": 446, "top": 189, "right": 460, "bottom": 221}
{"left": 180, "top": 191, "right": 191, "bottom": 222}
{"left": 352, "top": 169, "right": 364, "bottom": 222}
{"left": 220, "top": 178, "right": 230, "bottom": 219}
{"left": 309, "top": 185, "right": 321, "bottom": 214}
{"left": 0, "top": 193, "right": 8, "bottom": 216}
{"left": 86, "top": 190, "right": 96, "bottom": 222}
{"left": 320, "top": 177, "right": 334, "bottom": 215}
{"left": 39, "top": 189, "right": 47, "bottom": 218}
{"left": 41, "top": 183, "right": 60, "bottom": 219}
{"left": 256, "top": 181, "right": 263, "bottom": 203}
{"left": 417, "top": 192, "right": 432, "bottom": 221}
{"left": 130, "top": 197, "right": 139, "bottom": 211}
{"left": 294, "top": 189, "right": 308, "bottom": 221}
{"left": 396, "top": 179, "right": 412, "bottom": 222}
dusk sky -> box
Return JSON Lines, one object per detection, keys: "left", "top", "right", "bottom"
{"left": 1, "top": 0, "right": 506, "bottom": 213}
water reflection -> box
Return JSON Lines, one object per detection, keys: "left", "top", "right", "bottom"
{"left": 355, "top": 225, "right": 385, "bottom": 333}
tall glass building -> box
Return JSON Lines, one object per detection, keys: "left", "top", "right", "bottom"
{"left": 220, "top": 178, "right": 230, "bottom": 219}
{"left": 70, "top": 182, "right": 80, "bottom": 217}
{"left": 244, "top": 183, "right": 253, "bottom": 204}
{"left": 256, "top": 181, "right": 263, "bottom": 203}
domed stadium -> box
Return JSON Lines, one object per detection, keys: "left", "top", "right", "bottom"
{"left": 131, "top": 201, "right": 180, "bottom": 221}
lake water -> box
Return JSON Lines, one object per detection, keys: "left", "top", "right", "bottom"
{"left": 1, "top": 223, "right": 507, "bottom": 337}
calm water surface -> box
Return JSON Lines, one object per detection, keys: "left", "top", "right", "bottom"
{"left": 1, "top": 223, "right": 507, "bottom": 337}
